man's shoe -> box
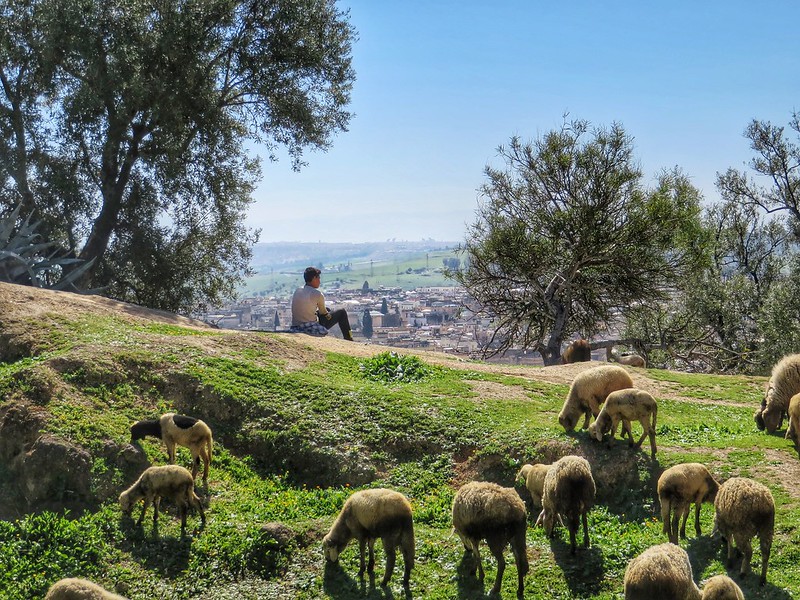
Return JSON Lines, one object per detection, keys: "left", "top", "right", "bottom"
{"left": 344, "top": 332, "right": 354, "bottom": 341}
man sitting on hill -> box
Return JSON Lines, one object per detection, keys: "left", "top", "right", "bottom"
{"left": 290, "top": 267, "right": 354, "bottom": 341}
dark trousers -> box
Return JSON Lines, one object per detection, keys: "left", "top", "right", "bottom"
{"left": 320, "top": 309, "right": 352, "bottom": 339}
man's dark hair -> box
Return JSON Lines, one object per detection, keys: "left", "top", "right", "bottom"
{"left": 303, "top": 267, "right": 321, "bottom": 283}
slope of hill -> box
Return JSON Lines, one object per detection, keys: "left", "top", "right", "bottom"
{"left": 0, "top": 282, "right": 798, "bottom": 599}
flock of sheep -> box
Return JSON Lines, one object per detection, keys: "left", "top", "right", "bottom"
{"left": 43, "top": 351, "right": 800, "bottom": 599}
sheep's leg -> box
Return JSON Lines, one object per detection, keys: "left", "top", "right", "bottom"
{"left": 380, "top": 539, "right": 396, "bottom": 587}
{"left": 137, "top": 499, "right": 150, "bottom": 526}
{"left": 400, "top": 533, "right": 414, "bottom": 586}
{"left": 759, "top": 532, "right": 770, "bottom": 585}
{"left": 191, "top": 453, "right": 199, "bottom": 480}
{"left": 568, "top": 514, "right": 578, "bottom": 554}
{"left": 510, "top": 529, "right": 528, "bottom": 599}
{"left": 669, "top": 508, "right": 681, "bottom": 544}
{"left": 165, "top": 440, "right": 176, "bottom": 464}
{"left": 694, "top": 501, "right": 702, "bottom": 537}
{"left": 679, "top": 504, "right": 690, "bottom": 539}
{"left": 581, "top": 409, "right": 592, "bottom": 430}
{"left": 648, "top": 427, "right": 657, "bottom": 458}
{"left": 357, "top": 538, "right": 367, "bottom": 577}
{"left": 606, "top": 418, "right": 619, "bottom": 448}
{"left": 622, "top": 419, "right": 634, "bottom": 446}
{"left": 736, "top": 534, "right": 752, "bottom": 578}
{"left": 202, "top": 451, "right": 210, "bottom": 483}
{"left": 367, "top": 538, "right": 376, "bottom": 574}
{"left": 472, "top": 541, "right": 485, "bottom": 582}
{"left": 634, "top": 419, "right": 649, "bottom": 448}
{"left": 486, "top": 537, "right": 506, "bottom": 595}
{"left": 152, "top": 497, "right": 160, "bottom": 524}
{"left": 660, "top": 500, "right": 671, "bottom": 536}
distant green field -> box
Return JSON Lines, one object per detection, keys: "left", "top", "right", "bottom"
{"left": 242, "top": 249, "right": 462, "bottom": 297}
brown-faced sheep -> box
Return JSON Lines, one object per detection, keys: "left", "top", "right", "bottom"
{"left": 657, "top": 463, "right": 719, "bottom": 545}
{"left": 535, "top": 455, "right": 595, "bottom": 554}
{"left": 558, "top": 364, "right": 634, "bottom": 432}
{"left": 624, "top": 543, "right": 702, "bottom": 600}
{"left": 452, "top": 481, "right": 529, "bottom": 598}
{"left": 322, "top": 488, "right": 414, "bottom": 587}
{"left": 700, "top": 575, "right": 745, "bottom": 600}
{"left": 587, "top": 388, "right": 658, "bottom": 458}
{"left": 44, "top": 578, "right": 129, "bottom": 600}
{"left": 516, "top": 463, "right": 551, "bottom": 507}
{"left": 754, "top": 353, "right": 800, "bottom": 433}
{"left": 784, "top": 391, "right": 800, "bottom": 457}
{"left": 713, "top": 477, "right": 774, "bottom": 585}
{"left": 130, "top": 412, "right": 213, "bottom": 483}
{"left": 119, "top": 465, "right": 205, "bottom": 535}
{"left": 562, "top": 339, "right": 592, "bottom": 364}
{"left": 607, "top": 346, "right": 647, "bottom": 368}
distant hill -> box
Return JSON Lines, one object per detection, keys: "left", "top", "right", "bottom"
{"left": 242, "top": 240, "right": 463, "bottom": 297}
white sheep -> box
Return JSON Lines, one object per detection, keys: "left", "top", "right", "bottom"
{"left": 624, "top": 543, "right": 702, "bottom": 600}
{"left": 713, "top": 476, "right": 774, "bottom": 585}
{"left": 130, "top": 412, "right": 213, "bottom": 483}
{"left": 452, "top": 481, "right": 529, "bottom": 598}
{"left": 535, "top": 455, "right": 595, "bottom": 554}
{"left": 587, "top": 388, "right": 658, "bottom": 458}
{"left": 118, "top": 464, "right": 206, "bottom": 535}
{"left": 607, "top": 347, "right": 647, "bottom": 368}
{"left": 44, "top": 578, "right": 129, "bottom": 600}
{"left": 558, "top": 364, "right": 634, "bottom": 432}
{"left": 516, "top": 463, "right": 551, "bottom": 507}
{"left": 784, "top": 391, "right": 800, "bottom": 457}
{"left": 700, "top": 575, "right": 745, "bottom": 600}
{"left": 322, "top": 488, "right": 414, "bottom": 587}
{"left": 754, "top": 353, "right": 800, "bottom": 433}
{"left": 657, "top": 463, "right": 719, "bottom": 544}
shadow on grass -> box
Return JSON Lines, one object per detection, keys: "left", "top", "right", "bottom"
{"left": 323, "top": 561, "right": 409, "bottom": 600}
{"left": 454, "top": 549, "right": 532, "bottom": 600}
{"left": 548, "top": 533, "right": 605, "bottom": 597}
{"left": 688, "top": 534, "right": 794, "bottom": 600}
{"left": 117, "top": 515, "right": 194, "bottom": 578}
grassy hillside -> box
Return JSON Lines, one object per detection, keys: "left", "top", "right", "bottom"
{"left": 0, "top": 283, "right": 799, "bottom": 599}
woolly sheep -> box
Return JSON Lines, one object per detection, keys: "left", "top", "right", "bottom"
{"left": 607, "top": 346, "right": 647, "bottom": 368}
{"left": 558, "top": 364, "right": 634, "bottom": 431}
{"left": 713, "top": 477, "right": 774, "bottom": 585}
{"left": 754, "top": 353, "right": 800, "bottom": 433}
{"left": 624, "top": 543, "right": 702, "bottom": 600}
{"left": 130, "top": 412, "right": 213, "bottom": 483}
{"left": 516, "top": 463, "right": 551, "bottom": 507}
{"left": 562, "top": 339, "right": 592, "bottom": 364}
{"left": 452, "top": 481, "right": 529, "bottom": 598}
{"left": 118, "top": 464, "right": 206, "bottom": 535}
{"left": 657, "top": 463, "right": 719, "bottom": 544}
{"left": 535, "top": 455, "right": 595, "bottom": 554}
{"left": 322, "top": 488, "right": 414, "bottom": 587}
{"left": 784, "top": 392, "right": 800, "bottom": 457}
{"left": 588, "top": 388, "right": 658, "bottom": 458}
{"left": 700, "top": 575, "right": 745, "bottom": 600}
{"left": 44, "top": 578, "right": 129, "bottom": 600}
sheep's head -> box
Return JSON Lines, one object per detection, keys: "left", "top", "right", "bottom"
{"left": 119, "top": 491, "right": 135, "bottom": 515}
{"left": 516, "top": 465, "right": 532, "bottom": 486}
{"left": 322, "top": 534, "right": 346, "bottom": 562}
{"left": 761, "top": 404, "right": 784, "bottom": 434}
{"left": 534, "top": 507, "right": 555, "bottom": 536}
{"left": 703, "top": 478, "right": 720, "bottom": 504}
{"left": 558, "top": 410, "right": 578, "bottom": 432}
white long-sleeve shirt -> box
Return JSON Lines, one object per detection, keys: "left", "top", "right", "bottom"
{"left": 291, "top": 285, "right": 328, "bottom": 325}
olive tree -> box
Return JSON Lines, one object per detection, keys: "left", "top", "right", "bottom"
{"left": 0, "top": 0, "right": 355, "bottom": 311}
{"left": 453, "top": 119, "right": 706, "bottom": 365}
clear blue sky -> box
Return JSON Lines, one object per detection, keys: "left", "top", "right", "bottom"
{"left": 248, "top": 1, "right": 799, "bottom": 243}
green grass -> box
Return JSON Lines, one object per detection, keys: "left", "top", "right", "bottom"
{"left": 1, "top": 314, "right": 799, "bottom": 599}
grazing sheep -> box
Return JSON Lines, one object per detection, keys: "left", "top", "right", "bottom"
{"left": 784, "top": 392, "right": 800, "bottom": 457}
{"left": 754, "top": 353, "right": 800, "bottom": 433}
{"left": 535, "top": 455, "right": 595, "bottom": 554}
{"left": 516, "top": 463, "right": 551, "bottom": 507}
{"left": 44, "top": 578, "right": 129, "bottom": 600}
{"left": 322, "top": 488, "right": 414, "bottom": 587}
{"left": 562, "top": 339, "right": 592, "bottom": 364}
{"left": 713, "top": 477, "right": 774, "bottom": 585}
{"left": 700, "top": 575, "right": 745, "bottom": 600}
{"left": 623, "top": 543, "right": 702, "bottom": 600}
{"left": 558, "top": 364, "right": 634, "bottom": 432}
{"left": 130, "top": 412, "right": 213, "bottom": 483}
{"left": 118, "top": 465, "right": 205, "bottom": 535}
{"left": 607, "top": 346, "right": 647, "bottom": 368}
{"left": 658, "top": 463, "right": 720, "bottom": 545}
{"left": 452, "top": 481, "right": 529, "bottom": 598}
{"left": 588, "top": 388, "right": 658, "bottom": 458}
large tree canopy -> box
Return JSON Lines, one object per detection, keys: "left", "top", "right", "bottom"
{"left": 0, "top": 0, "right": 356, "bottom": 311}
{"left": 453, "top": 120, "right": 707, "bottom": 365}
